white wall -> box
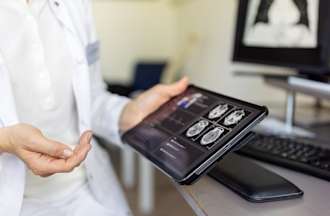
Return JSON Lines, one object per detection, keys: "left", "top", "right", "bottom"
{"left": 92, "top": 0, "right": 313, "bottom": 106}
{"left": 176, "top": 0, "right": 297, "bottom": 104}
{"left": 92, "top": 0, "right": 178, "bottom": 84}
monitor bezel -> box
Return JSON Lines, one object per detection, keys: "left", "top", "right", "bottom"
{"left": 233, "top": 0, "right": 330, "bottom": 74}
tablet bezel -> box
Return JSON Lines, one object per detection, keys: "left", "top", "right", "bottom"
{"left": 122, "top": 85, "right": 268, "bottom": 182}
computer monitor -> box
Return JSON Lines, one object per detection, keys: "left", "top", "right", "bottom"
{"left": 233, "top": 0, "right": 330, "bottom": 76}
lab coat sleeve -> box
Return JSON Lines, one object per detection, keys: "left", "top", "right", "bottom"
{"left": 84, "top": 0, "right": 131, "bottom": 147}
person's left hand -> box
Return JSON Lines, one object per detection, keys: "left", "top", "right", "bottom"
{"left": 119, "top": 77, "right": 189, "bottom": 133}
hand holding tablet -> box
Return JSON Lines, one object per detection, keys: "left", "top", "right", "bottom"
{"left": 123, "top": 85, "right": 268, "bottom": 185}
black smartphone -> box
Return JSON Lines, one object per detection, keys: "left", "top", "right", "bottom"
{"left": 209, "top": 154, "right": 304, "bottom": 202}
{"left": 122, "top": 85, "right": 268, "bottom": 185}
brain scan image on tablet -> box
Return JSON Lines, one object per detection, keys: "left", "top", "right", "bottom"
{"left": 200, "top": 127, "right": 225, "bottom": 146}
{"left": 223, "top": 109, "right": 248, "bottom": 127}
{"left": 185, "top": 120, "right": 209, "bottom": 138}
{"left": 206, "top": 104, "right": 232, "bottom": 120}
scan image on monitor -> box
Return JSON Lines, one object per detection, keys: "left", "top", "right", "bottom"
{"left": 243, "top": 0, "right": 319, "bottom": 48}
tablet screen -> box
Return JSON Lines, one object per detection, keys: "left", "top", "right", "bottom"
{"left": 123, "top": 85, "right": 266, "bottom": 181}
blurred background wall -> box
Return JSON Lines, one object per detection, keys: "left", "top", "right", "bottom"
{"left": 93, "top": 0, "right": 178, "bottom": 84}
{"left": 92, "top": 0, "right": 311, "bottom": 105}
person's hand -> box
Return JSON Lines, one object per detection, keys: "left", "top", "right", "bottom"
{"left": 119, "top": 77, "right": 189, "bottom": 132}
{"left": 0, "top": 124, "right": 92, "bottom": 177}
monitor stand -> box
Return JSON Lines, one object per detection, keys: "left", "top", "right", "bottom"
{"left": 264, "top": 72, "right": 330, "bottom": 130}
{"left": 234, "top": 70, "right": 330, "bottom": 130}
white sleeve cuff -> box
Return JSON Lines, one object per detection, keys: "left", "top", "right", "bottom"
{"left": 92, "top": 94, "right": 130, "bottom": 146}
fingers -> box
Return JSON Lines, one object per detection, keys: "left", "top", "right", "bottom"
{"left": 78, "top": 130, "right": 93, "bottom": 149}
{"left": 156, "top": 76, "right": 189, "bottom": 97}
{"left": 44, "top": 131, "right": 93, "bottom": 174}
{"left": 32, "top": 136, "right": 74, "bottom": 159}
{"left": 25, "top": 131, "right": 93, "bottom": 177}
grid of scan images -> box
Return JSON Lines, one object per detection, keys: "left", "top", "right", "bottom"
{"left": 182, "top": 103, "right": 251, "bottom": 150}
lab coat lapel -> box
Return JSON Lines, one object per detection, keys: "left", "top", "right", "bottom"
{"left": 49, "top": 0, "right": 91, "bottom": 132}
{"left": 48, "top": 0, "right": 85, "bottom": 46}
{"left": 48, "top": 0, "right": 76, "bottom": 37}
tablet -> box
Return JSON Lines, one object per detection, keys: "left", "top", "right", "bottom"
{"left": 122, "top": 85, "right": 268, "bottom": 184}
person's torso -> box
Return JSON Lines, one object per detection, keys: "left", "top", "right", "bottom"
{"left": 8, "top": 0, "right": 87, "bottom": 201}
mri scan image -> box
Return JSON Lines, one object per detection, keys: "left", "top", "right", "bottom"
{"left": 207, "top": 104, "right": 230, "bottom": 120}
{"left": 200, "top": 127, "right": 225, "bottom": 146}
{"left": 223, "top": 110, "right": 246, "bottom": 126}
{"left": 186, "top": 120, "right": 209, "bottom": 138}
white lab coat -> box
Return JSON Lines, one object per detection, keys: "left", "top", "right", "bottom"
{"left": 0, "top": 0, "right": 132, "bottom": 215}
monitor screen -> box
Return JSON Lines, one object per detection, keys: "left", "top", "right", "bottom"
{"left": 233, "top": 0, "right": 330, "bottom": 73}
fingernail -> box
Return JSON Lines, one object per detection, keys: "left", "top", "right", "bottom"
{"left": 63, "top": 149, "right": 73, "bottom": 158}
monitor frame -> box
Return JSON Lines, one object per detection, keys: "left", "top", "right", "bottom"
{"left": 233, "top": 0, "right": 330, "bottom": 74}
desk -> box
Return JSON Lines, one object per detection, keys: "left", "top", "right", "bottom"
{"left": 176, "top": 157, "right": 330, "bottom": 216}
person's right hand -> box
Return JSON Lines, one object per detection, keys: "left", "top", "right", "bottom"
{"left": 0, "top": 124, "right": 92, "bottom": 177}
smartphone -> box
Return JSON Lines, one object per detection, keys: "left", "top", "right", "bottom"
{"left": 122, "top": 85, "right": 268, "bottom": 185}
{"left": 209, "top": 153, "right": 304, "bottom": 202}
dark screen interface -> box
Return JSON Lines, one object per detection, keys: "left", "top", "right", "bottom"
{"left": 123, "top": 86, "right": 262, "bottom": 180}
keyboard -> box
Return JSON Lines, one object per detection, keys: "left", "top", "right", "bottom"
{"left": 237, "top": 133, "right": 330, "bottom": 181}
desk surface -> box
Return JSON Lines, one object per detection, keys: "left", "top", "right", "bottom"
{"left": 177, "top": 156, "right": 330, "bottom": 216}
